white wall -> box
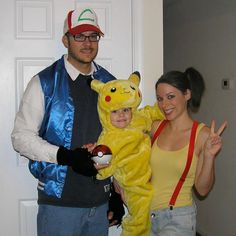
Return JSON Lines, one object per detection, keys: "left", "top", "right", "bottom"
{"left": 164, "top": 1, "right": 236, "bottom": 235}
{"left": 135, "top": 0, "right": 163, "bottom": 106}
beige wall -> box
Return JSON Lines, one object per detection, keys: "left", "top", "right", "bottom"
{"left": 164, "top": 1, "right": 236, "bottom": 235}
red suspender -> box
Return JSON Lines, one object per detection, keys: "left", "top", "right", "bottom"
{"left": 151, "top": 120, "right": 199, "bottom": 209}
{"left": 169, "top": 121, "right": 199, "bottom": 208}
{"left": 151, "top": 120, "right": 168, "bottom": 146}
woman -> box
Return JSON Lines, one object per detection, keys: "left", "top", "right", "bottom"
{"left": 150, "top": 67, "right": 227, "bottom": 236}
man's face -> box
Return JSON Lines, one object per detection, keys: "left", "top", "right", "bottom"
{"left": 63, "top": 31, "right": 100, "bottom": 66}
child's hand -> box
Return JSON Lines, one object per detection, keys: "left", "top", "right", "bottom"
{"left": 94, "top": 162, "right": 110, "bottom": 170}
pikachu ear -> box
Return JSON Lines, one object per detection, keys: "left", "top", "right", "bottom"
{"left": 128, "top": 71, "right": 140, "bottom": 86}
{"left": 91, "top": 79, "right": 105, "bottom": 93}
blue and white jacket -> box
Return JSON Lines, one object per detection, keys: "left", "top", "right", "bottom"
{"left": 28, "top": 56, "right": 115, "bottom": 198}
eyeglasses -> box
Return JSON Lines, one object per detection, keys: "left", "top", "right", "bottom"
{"left": 68, "top": 33, "right": 101, "bottom": 42}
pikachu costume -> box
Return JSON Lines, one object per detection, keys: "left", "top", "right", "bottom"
{"left": 91, "top": 72, "right": 164, "bottom": 236}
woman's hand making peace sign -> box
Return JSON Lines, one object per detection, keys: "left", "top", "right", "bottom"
{"left": 204, "top": 120, "right": 227, "bottom": 159}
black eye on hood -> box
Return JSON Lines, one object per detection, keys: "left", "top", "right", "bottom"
{"left": 130, "top": 86, "right": 136, "bottom": 90}
{"left": 110, "top": 87, "right": 116, "bottom": 92}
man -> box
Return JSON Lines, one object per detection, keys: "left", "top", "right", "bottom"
{"left": 11, "top": 7, "right": 124, "bottom": 236}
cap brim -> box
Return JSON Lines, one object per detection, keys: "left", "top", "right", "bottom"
{"left": 68, "top": 24, "right": 104, "bottom": 36}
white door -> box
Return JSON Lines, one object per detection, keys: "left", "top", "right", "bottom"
{"left": 0, "top": 0, "right": 135, "bottom": 235}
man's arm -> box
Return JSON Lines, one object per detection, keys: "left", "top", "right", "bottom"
{"left": 11, "top": 76, "right": 58, "bottom": 163}
{"left": 107, "top": 183, "right": 125, "bottom": 227}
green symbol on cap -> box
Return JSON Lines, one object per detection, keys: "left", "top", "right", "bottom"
{"left": 78, "top": 9, "right": 95, "bottom": 22}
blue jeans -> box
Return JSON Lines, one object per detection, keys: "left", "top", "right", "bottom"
{"left": 150, "top": 204, "right": 196, "bottom": 236}
{"left": 37, "top": 203, "right": 109, "bottom": 236}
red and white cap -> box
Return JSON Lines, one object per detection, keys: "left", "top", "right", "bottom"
{"left": 63, "top": 7, "right": 104, "bottom": 36}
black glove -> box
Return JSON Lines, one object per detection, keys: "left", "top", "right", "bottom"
{"left": 108, "top": 186, "right": 125, "bottom": 227}
{"left": 57, "top": 146, "right": 98, "bottom": 177}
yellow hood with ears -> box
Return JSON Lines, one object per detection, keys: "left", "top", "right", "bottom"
{"left": 91, "top": 72, "right": 142, "bottom": 131}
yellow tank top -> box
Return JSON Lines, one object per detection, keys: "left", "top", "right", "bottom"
{"left": 150, "top": 122, "right": 205, "bottom": 210}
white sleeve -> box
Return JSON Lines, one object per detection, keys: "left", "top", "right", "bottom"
{"left": 11, "top": 75, "right": 59, "bottom": 163}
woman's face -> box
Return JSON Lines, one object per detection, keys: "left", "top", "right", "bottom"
{"left": 156, "top": 83, "right": 190, "bottom": 120}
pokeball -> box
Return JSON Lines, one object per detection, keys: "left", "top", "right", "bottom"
{"left": 92, "top": 145, "right": 112, "bottom": 164}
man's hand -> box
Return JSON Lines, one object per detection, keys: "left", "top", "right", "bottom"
{"left": 107, "top": 185, "right": 125, "bottom": 227}
{"left": 57, "top": 146, "right": 98, "bottom": 177}
{"left": 82, "top": 143, "right": 97, "bottom": 152}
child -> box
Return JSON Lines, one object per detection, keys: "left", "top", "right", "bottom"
{"left": 90, "top": 72, "right": 164, "bottom": 236}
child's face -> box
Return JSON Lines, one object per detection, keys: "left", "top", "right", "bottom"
{"left": 110, "top": 108, "right": 132, "bottom": 128}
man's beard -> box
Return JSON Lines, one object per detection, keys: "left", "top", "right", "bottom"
{"left": 69, "top": 47, "right": 98, "bottom": 64}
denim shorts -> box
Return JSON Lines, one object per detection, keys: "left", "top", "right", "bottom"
{"left": 150, "top": 204, "right": 197, "bottom": 236}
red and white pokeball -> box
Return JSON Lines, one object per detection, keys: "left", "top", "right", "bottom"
{"left": 92, "top": 144, "right": 112, "bottom": 164}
